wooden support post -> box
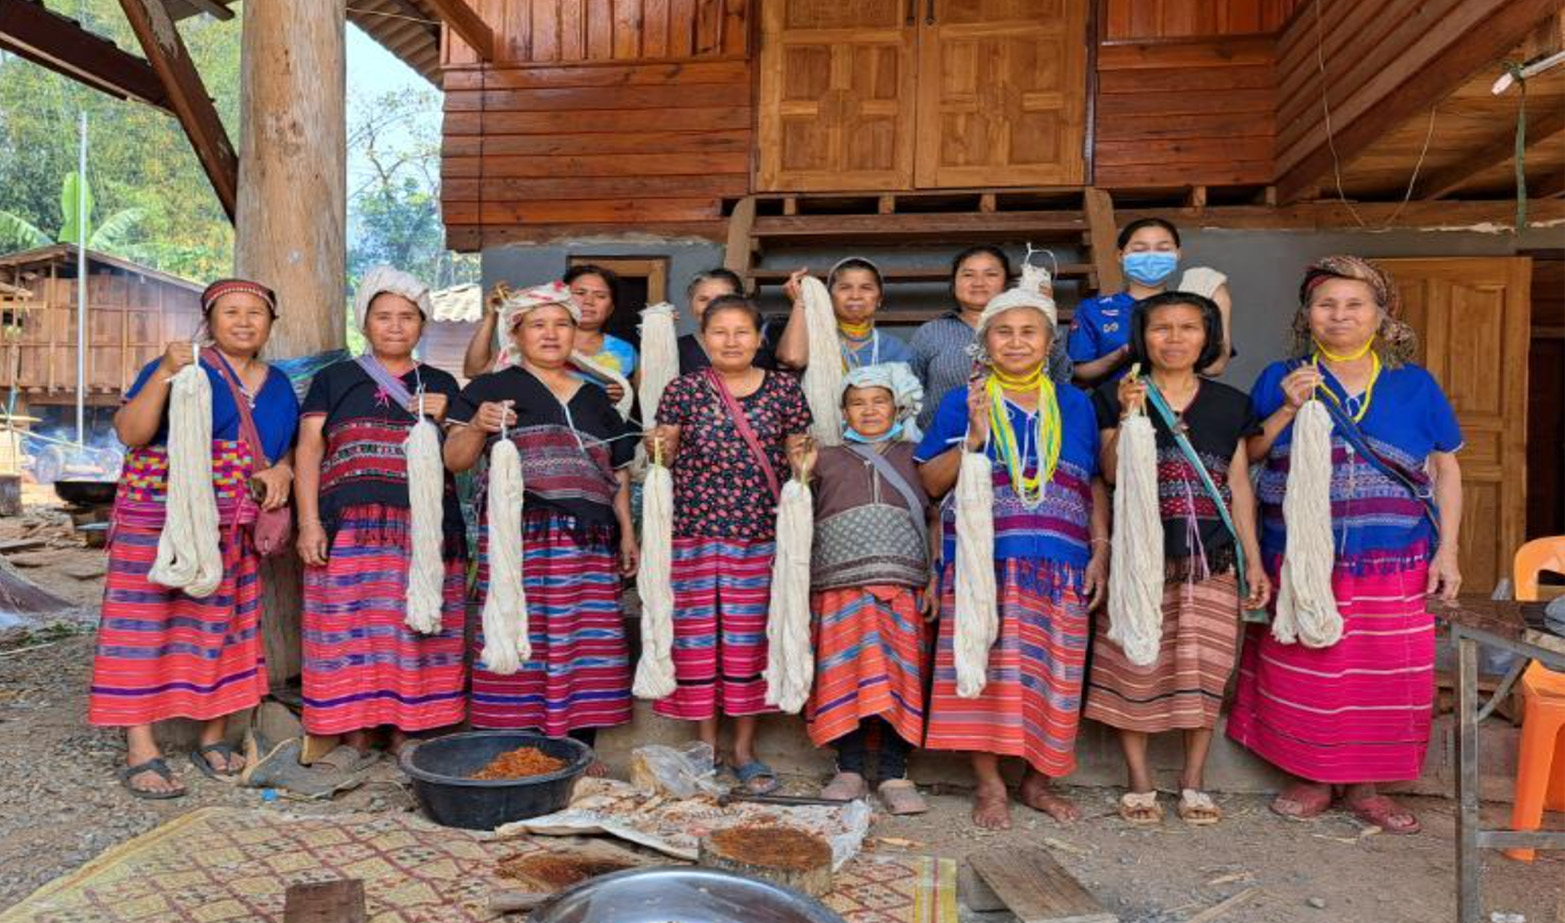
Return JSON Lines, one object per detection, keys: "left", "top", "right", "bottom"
{"left": 877, "top": 194, "right": 896, "bottom": 214}
{"left": 1186, "top": 185, "right": 1208, "bottom": 210}
{"left": 724, "top": 196, "right": 757, "bottom": 278}
{"left": 236, "top": 0, "right": 346, "bottom": 685}
{"left": 978, "top": 193, "right": 997, "bottom": 213}
{"left": 118, "top": 0, "right": 238, "bottom": 221}
{"left": 1083, "top": 187, "right": 1121, "bottom": 295}
{"left": 423, "top": 0, "right": 495, "bottom": 61}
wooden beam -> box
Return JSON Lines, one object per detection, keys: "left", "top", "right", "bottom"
{"left": 1532, "top": 169, "right": 1565, "bottom": 199}
{"left": 1115, "top": 197, "right": 1565, "bottom": 230}
{"left": 1084, "top": 187, "right": 1123, "bottom": 294}
{"left": 1422, "top": 107, "right": 1565, "bottom": 200}
{"left": 117, "top": 0, "right": 237, "bottom": 221}
{"left": 182, "top": 0, "right": 234, "bottom": 21}
{"left": 1275, "top": 0, "right": 1561, "bottom": 203}
{"left": 0, "top": 0, "right": 170, "bottom": 111}
{"left": 422, "top": 0, "right": 494, "bottom": 61}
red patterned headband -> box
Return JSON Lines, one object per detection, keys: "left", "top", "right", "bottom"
{"left": 201, "top": 278, "right": 277, "bottom": 315}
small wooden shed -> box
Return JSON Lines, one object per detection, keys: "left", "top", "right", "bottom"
{"left": 0, "top": 243, "right": 205, "bottom": 409}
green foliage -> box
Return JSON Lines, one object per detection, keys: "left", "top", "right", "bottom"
{"left": 0, "top": 211, "right": 48, "bottom": 250}
{"left": 57, "top": 170, "right": 93, "bottom": 244}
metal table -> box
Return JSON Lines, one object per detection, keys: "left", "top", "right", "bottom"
{"left": 1432, "top": 597, "right": 1565, "bottom": 923}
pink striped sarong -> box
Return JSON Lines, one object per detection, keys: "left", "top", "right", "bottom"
{"left": 653, "top": 536, "right": 777, "bottom": 721}
{"left": 1226, "top": 560, "right": 1434, "bottom": 783}
{"left": 924, "top": 559, "right": 1090, "bottom": 778}
{"left": 301, "top": 506, "right": 467, "bottom": 736}
{"left": 470, "top": 513, "right": 632, "bottom": 735}
{"left": 89, "top": 523, "right": 266, "bottom": 727}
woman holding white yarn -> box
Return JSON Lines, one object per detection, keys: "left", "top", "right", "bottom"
{"left": 89, "top": 279, "right": 298, "bottom": 798}
{"left": 293, "top": 267, "right": 467, "bottom": 767}
{"left": 444, "top": 282, "right": 638, "bottom": 745}
{"left": 1082, "top": 291, "right": 1268, "bottom": 827}
{"left": 1226, "top": 256, "right": 1463, "bottom": 835}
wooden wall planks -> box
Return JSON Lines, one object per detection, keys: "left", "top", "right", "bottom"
{"left": 444, "top": 0, "right": 748, "bottom": 66}
{"left": 1101, "top": 0, "right": 1301, "bottom": 41}
{"left": 440, "top": 51, "right": 750, "bottom": 247}
{"left": 1093, "top": 36, "right": 1276, "bottom": 187}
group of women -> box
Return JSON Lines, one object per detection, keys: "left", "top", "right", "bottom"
{"left": 86, "top": 221, "right": 1464, "bottom": 839}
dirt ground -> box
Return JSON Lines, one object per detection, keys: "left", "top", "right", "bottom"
{"left": 0, "top": 491, "right": 1561, "bottom": 923}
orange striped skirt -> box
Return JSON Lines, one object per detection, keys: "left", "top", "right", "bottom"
{"left": 1084, "top": 572, "right": 1240, "bottom": 733}
{"left": 805, "top": 585, "right": 927, "bottom": 749}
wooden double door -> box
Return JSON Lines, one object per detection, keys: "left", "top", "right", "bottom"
{"left": 757, "top": 0, "right": 1089, "bottom": 191}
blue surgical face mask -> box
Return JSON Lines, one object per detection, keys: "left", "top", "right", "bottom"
{"left": 1122, "top": 251, "right": 1179, "bottom": 287}
{"left": 845, "top": 421, "right": 905, "bottom": 444}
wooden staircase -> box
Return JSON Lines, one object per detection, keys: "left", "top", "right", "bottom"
{"left": 722, "top": 187, "right": 1124, "bottom": 321}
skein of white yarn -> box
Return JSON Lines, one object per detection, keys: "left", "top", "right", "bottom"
{"left": 1108, "top": 411, "right": 1165, "bottom": 666}
{"left": 799, "top": 276, "right": 844, "bottom": 447}
{"left": 402, "top": 390, "right": 445, "bottom": 635}
{"left": 1274, "top": 398, "right": 1343, "bottom": 648}
{"left": 953, "top": 449, "right": 999, "bottom": 698}
{"left": 480, "top": 428, "right": 531, "bottom": 675}
{"left": 148, "top": 356, "right": 223, "bottom": 599}
{"left": 632, "top": 456, "right": 677, "bottom": 699}
{"left": 638, "top": 302, "right": 679, "bottom": 417}
{"left": 764, "top": 476, "right": 815, "bottom": 713}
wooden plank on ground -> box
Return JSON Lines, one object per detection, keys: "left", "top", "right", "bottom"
{"left": 284, "top": 879, "right": 365, "bottom": 923}
{"left": 969, "top": 847, "right": 1117, "bottom": 923}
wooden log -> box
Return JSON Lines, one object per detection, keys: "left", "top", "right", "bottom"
{"left": 698, "top": 825, "right": 833, "bottom": 897}
{"left": 283, "top": 880, "right": 365, "bottom": 923}
{"left": 235, "top": 0, "right": 346, "bottom": 687}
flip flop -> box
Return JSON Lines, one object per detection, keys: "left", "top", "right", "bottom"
{"left": 1118, "top": 790, "right": 1163, "bottom": 825}
{"left": 118, "top": 757, "right": 186, "bottom": 800}
{"left": 190, "top": 742, "right": 244, "bottom": 781}
{"left": 732, "top": 760, "right": 780, "bottom": 795}
{"left": 1270, "top": 781, "right": 1331, "bottom": 820}
{"left": 1341, "top": 794, "right": 1421, "bottom": 835}
{"left": 1177, "top": 789, "right": 1222, "bottom": 826}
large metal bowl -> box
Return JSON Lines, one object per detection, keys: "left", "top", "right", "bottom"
{"left": 527, "top": 866, "right": 847, "bottom": 923}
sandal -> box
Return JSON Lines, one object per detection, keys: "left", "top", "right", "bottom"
{"left": 190, "top": 742, "right": 244, "bottom": 780}
{"left": 1341, "top": 793, "right": 1421, "bottom": 835}
{"left": 877, "top": 779, "right": 929, "bottom": 816}
{"left": 1270, "top": 781, "right": 1331, "bottom": 820}
{"left": 732, "top": 760, "right": 780, "bottom": 795}
{"left": 1177, "top": 789, "right": 1222, "bottom": 826}
{"left": 119, "top": 757, "right": 186, "bottom": 800}
{"left": 1118, "top": 790, "right": 1163, "bottom": 825}
{"left": 821, "top": 771, "right": 869, "bottom": 802}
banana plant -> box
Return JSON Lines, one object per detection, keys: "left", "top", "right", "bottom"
{"left": 0, "top": 173, "right": 144, "bottom": 252}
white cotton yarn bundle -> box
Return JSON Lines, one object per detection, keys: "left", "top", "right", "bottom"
{"left": 148, "top": 356, "right": 224, "bottom": 598}
{"left": 633, "top": 458, "right": 677, "bottom": 699}
{"left": 402, "top": 393, "right": 445, "bottom": 635}
{"left": 764, "top": 476, "right": 815, "bottom": 713}
{"left": 952, "top": 449, "right": 999, "bottom": 698}
{"left": 799, "top": 275, "right": 844, "bottom": 447}
{"left": 1273, "top": 398, "right": 1343, "bottom": 648}
{"left": 1177, "top": 267, "right": 1227, "bottom": 300}
{"left": 480, "top": 434, "right": 531, "bottom": 675}
{"left": 632, "top": 301, "right": 681, "bottom": 700}
{"left": 1108, "top": 411, "right": 1165, "bottom": 666}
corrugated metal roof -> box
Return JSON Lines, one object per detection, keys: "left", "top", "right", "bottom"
{"left": 0, "top": 244, "right": 205, "bottom": 292}
{"left": 166, "top": 0, "right": 441, "bottom": 84}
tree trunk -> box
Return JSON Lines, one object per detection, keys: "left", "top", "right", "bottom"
{"left": 235, "top": 0, "right": 346, "bottom": 685}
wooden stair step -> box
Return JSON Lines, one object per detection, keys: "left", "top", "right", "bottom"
{"left": 750, "top": 211, "right": 1088, "bottom": 242}
{"left": 747, "top": 264, "right": 1094, "bottom": 284}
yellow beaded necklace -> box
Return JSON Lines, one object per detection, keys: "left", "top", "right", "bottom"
{"left": 986, "top": 364, "right": 1061, "bottom": 509}
{"left": 1312, "top": 338, "right": 1381, "bottom": 423}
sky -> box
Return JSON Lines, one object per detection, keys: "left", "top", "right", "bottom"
{"left": 345, "top": 25, "right": 441, "bottom": 194}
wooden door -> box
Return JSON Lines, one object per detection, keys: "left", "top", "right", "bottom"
{"left": 914, "top": 0, "right": 1088, "bottom": 188}
{"left": 756, "top": 0, "right": 917, "bottom": 191}
{"left": 1382, "top": 257, "right": 1532, "bottom": 594}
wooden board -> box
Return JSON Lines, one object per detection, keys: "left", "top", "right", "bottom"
{"left": 968, "top": 847, "right": 1117, "bottom": 923}
{"left": 444, "top": 0, "right": 748, "bottom": 65}
{"left": 1102, "top": 0, "right": 1300, "bottom": 40}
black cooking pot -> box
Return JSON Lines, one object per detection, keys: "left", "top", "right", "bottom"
{"left": 54, "top": 480, "right": 117, "bottom": 507}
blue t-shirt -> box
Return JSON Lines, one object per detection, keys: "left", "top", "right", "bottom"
{"left": 914, "top": 382, "right": 1100, "bottom": 568}
{"left": 573, "top": 333, "right": 638, "bottom": 391}
{"left": 842, "top": 329, "right": 914, "bottom": 369}
{"left": 125, "top": 356, "right": 300, "bottom": 463}
{"left": 1250, "top": 358, "right": 1462, "bottom": 563}
{"left": 1067, "top": 291, "right": 1137, "bottom": 370}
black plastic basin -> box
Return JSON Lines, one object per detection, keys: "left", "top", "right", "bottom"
{"left": 399, "top": 730, "right": 591, "bottom": 830}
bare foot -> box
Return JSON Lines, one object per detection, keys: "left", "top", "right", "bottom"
{"left": 1270, "top": 780, "right": 1331, "bottom": 820}
{"left": 971, "top": 779, "right": 1012, "bottom": 830}
{"left": 1018, "top": 771, "right": 1081, "bottom": 823}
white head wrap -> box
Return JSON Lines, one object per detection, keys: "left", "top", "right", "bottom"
{"left": 494, "top": 281, "right": 581, "bottom": 372}
{"left": 353, "top": 265, "right": 434, "bottom": 331}
{"left": 841, "top": 361, "right": 924, "bottom": 442}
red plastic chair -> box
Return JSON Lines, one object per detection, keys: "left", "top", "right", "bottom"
{"left": 1505, "top": 536, "right": 1565, "bottom": 862}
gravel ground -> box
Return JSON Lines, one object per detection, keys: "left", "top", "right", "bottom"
{"left": 0, "top": 496, "right": 1561, "bottom": 922}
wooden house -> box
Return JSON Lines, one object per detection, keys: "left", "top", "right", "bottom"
{"left": 426, "top": 0, "right": 1565, "bottom": 596}
{"left": 0, "top": 244, "right": 204, "bottom": 410}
